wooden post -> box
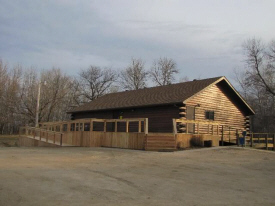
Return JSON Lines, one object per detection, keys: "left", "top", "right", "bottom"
{"left": 244, "top": 130, "right": 247, "bottom": 147}
{"left": 197, "top": 124, "right": 200, "bottom": 134}
{"left": 33, "top": 129, "right": 35, "bottom": 139}
{"left": 236, "top": 129, "right": 239, "bottom": 146}
{"left": 251, "top": 133, "right": 253, "bottom": 147}
{"left": 40, "top": 129, "right": 42, "bottom": 141}
{"left": 115, "top": 120, "right": 117, "bottom": 132}
{"left": 217, "top": 125, "right": 219, "bottom": 135}
{"left": 91, "top": 120, "right": 94, "bottom": 132}
{"left": 46, "top": 132, "right": 49, "bottom": 143}
{"left": 273, "top": 134, "right": 275, "bottom": 151}
{"left": 212, "top": 125, "right": 213, "bottom": 135}
{"left": 60, "top": 133, "right": 63, "bottom": 146}
{"left": 53, "top": 132, "right": 56, "bottom": 144}
{"left": 145, "top": 118, "right": 149, "bottom": 135}
{"left": 221, "top": 125, "right": 224, "bottom": 146}
{"left": 89, "top": 119, "right": 93, "bottom": 147}
{"left": 104, "top": 120, "right": 107, "bottom": 133}
{"left": 265, "top": 134, "right": 268, "bottom": 150}
{"left": 229, "top": 127, "right": 231, "bottom": 144}
{"left": 186, "top": 123, "right": 189, "bottom": 134}
{"left": 126, "top": 120, "right": 129, "bottom": 133}
{"left": 173, "top": 119, "right": 177, "bottom": 135}
{"left": 138, "top": 120, "right": 141, "bottom": 133}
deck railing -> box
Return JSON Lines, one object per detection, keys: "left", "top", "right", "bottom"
{"left": 40, "top": 118, "right": 149, "bottom": 134}
{"left": 249, "top": 133, "right": 275, "bottom": 150}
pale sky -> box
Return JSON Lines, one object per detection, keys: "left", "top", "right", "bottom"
{"left": 0, "top": 0, "right": 274, "bottom": 82}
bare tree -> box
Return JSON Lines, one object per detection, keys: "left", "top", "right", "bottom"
{"left": 179, "top": 76, "right": 190, "bottom": 83}
{"left": 149, "top": 57, "right": 178, "bottom": 86}
{"left": 120, "top": 58, "right": 147, "bottom": 90}
{"left": 242, "top": 38, "right": 275, "bottom": 96}
{"left": 75, "top": 66, "right": 117, "bottom": 104}
{"left": 39, "top": 68, "right": 73, "bottom": 122}
{"left": 234, "top": 38, "right": 275, "bottom": 132}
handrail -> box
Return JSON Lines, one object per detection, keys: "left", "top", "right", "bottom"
{"left": 20, "top": 126, "right": 63, "bottom": 146}
{"left": 23, "top": 126, "right": 64, "bottom": 135}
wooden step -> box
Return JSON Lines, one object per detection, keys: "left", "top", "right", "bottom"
{"left": 146, "top": 138, "right": 175, "bottom": 142}
{"left": 146, "top": 148, "right": 176, "bottom": 152}
{"left": 146, "top": 143, "right": 176, "bottom": 147}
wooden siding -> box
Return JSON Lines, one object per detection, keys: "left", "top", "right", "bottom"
{"left": 185, "top": 83, "right": 246, "bottom": 133}
{"left": 73, "top": 105, "right": 181, "bottom": 133}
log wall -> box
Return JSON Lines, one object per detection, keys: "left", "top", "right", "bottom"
{"left": 185, "top": 83, "right": 246, "bottom": 133}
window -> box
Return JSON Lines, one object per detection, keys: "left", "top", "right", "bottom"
{"left": 84, "top": 123, "right": 90, "bottom": 131}
{"left": 63, "top": 124, "right": 68, "bottom": 132}
{"left": 205, "top": 111, "right": 214, "bottom": 120}
{"left": 70, "top": 123, "right": 75, "bottom": 131}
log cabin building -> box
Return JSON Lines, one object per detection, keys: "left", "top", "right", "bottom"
{"left": 68, "top": 76, "right": 255, "bottom": 134}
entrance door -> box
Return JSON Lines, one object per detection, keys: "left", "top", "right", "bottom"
{"left": 186, "top": 106, "right": 195, "bottom": 133}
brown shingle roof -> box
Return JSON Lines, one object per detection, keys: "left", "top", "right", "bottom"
{"left": 69, "top": 77, "right": 222, "bottom": 113}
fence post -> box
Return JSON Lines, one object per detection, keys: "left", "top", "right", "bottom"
{"left": 145, "top": 118, "right": 149, "bottom": 135}
{"left": 60, "top": 133, "right": 63, "bottom": 146}
{"left": 236, "top": 129, "right": 239, "bottom": 146}
{"left": 265, "top": 134, "right": 268, "bottom": 150}
{"left": 91, "top": 120, "right": 94, "bottom": 132}
{"left": 221, "top": 125, "right": 224, "bottom": 146}
{"left": 197, "top": 124, "right": 200, "bottom": 134}
{"left": 40, "top": 129, "right": 42, "bottom": 141}
{"left": 273, "top": 134, "right": 275, "bottom": 151}
{"left": 104, "top": 120, "right": 107, "bottom": 133}
{"left": 251, "top": 133, "right": 253, "bottom": 148}
{"left": 244, "top": 130, "right": 246, "bottom": 147}
{"left": 126, "top": 120, "right": 129, "bottom": 133}
{"left": 53, "top": 132, "right": 56, "bottom": 144}
{"left": 115, "top": 120, "right": 117, "bottom": 132}
{"left": 173, "top": 119, "right": 177, "bottom": 136}
{"left": 33, "top": 129, "right": 35, "bottom": 139}
{"left": 212, "top": 125, "right": 214, "bottom": 135}
{"left": 138, "top": 120, "right": 141, "bottom": 133}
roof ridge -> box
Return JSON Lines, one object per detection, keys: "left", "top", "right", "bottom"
{"left": 107, "top": 76, "right": 223, "bottom": 96}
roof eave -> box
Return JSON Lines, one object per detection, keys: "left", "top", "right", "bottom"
{"left": 67, "top": 102, "right": 184, "bottom": 114}
{"left": 183, "top": 76, "right": 255, "bottom": 115}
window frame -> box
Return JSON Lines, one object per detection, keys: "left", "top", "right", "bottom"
{"left": 205, "top": 110, "right": 215, "bottom": 120}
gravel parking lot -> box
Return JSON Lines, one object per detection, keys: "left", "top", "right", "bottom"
{"left": 0, "top": 147, "right": 275, "bottom": 206}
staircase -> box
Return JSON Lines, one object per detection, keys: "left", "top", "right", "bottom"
{"left": 145, "top": 135, "right": 177, "bottom": 151}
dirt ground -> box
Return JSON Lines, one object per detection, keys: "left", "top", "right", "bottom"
{"left": 0, "top": 136, "right": 19, "bottom": 147}
{"left": 0, "top": 147, "right": 275, "bottom": 206}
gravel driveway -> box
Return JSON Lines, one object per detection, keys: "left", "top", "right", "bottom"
{"left": 0, "top": 147, "right": 275, "bottom": 206}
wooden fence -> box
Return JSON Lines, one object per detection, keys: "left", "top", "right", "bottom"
{"left": 173, "top": 119, "right": 275, "bottom": 150}
{"left": 248, "top": 133, "right": 275, "bottom": 150}
{"left": 21, "top": 118, "right": 148, "bottom": 150}
{"left": 173, "top": 119, "right": 243, "bottom": 137}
